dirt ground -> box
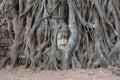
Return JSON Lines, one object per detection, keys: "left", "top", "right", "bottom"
{"left": 0, "top": 66, "right": 119, "bottom": 80}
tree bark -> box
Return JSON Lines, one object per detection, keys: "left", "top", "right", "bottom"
{"left": 0, "top": 0, "right": 120, "bottom": 76}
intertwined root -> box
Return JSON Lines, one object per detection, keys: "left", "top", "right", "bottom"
{"left": 0, "top": 0, "right": 120, "bottom": 76}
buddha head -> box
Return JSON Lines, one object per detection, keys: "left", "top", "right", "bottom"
{"left": 57, "top": 23, "right": 69, "bottom": 50}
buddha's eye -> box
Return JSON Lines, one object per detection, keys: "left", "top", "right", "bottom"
{"left": 61, "top": 35, "right": 66, "bottom": 39}
{"left": 61, "top": 33, "right": 68, "bottom": 39}
{"left": 57, "top": 34, "right": 62, "bottom": 39}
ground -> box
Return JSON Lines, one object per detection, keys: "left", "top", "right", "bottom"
{"left": 0, "top": 66, "right": 120, "bottom": 80}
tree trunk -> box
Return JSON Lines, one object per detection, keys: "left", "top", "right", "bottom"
{"left": 0, "top": 0, "right": 120, "bottom": 76}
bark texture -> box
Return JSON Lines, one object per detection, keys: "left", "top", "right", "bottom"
{"left": 0, "top": 0, "right": 120, "bottom": 76}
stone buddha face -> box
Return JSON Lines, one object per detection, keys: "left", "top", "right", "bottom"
{"left": 57, "top": 24, "right": 69, "bottom": 50}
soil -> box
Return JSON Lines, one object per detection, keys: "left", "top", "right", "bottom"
{"left": 0, "top": 66, "right": 120, "bottom": 80}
